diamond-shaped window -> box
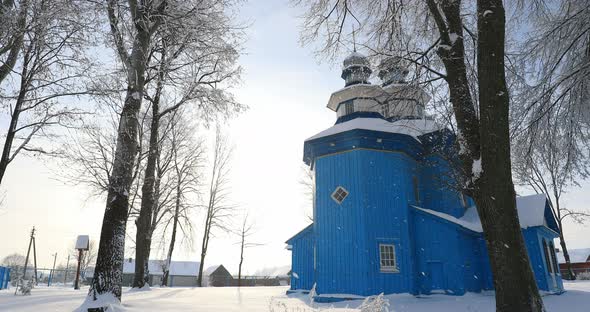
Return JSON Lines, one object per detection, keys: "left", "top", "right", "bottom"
{"left": 331, "top": 186, "right": 349, "bottom": 204}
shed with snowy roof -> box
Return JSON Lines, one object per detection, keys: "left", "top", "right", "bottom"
{"left": 121, "top": 259, "right": 200, "bottom": 287}
{"left": 287, "top": 52, "right": 564, "bottom": 301}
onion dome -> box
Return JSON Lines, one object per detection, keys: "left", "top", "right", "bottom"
{"left": 378, "top": 56, "right": 409, "bottom": 86}
{"left": 341, "top": 51, "right": 372, "bottom": 87}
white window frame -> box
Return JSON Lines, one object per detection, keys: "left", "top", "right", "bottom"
{"left": 379, "top": 244, "right": 399, "bottom": 273}
{"left": 331, "top": 186, "right": 349, "bottom": 204}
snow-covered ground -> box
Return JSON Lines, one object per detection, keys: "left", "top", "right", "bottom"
{"left": 0, "top": 281, "right": 589, "bottom": 311}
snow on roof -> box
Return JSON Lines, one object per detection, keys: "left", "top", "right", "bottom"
{"left": 514, "top": 194, "right": 548, "bottom": 228}
{"left": 414, "top": 207, "right": 483, "bottom": 232}
{"left": 203, "top": 265, "right": 221, "bottom": 276}
{"left": 169, "top": 261, "right": 201, "bottom": 276}
{"left": 557, "top": 248, "right": 590, "bottom": 264}
{"left": 415, "top": 194, "right": 550, "bottom": 233}
{"left": 122, "top": 259, "right": 200, "bottom": 276}
{"left": 305, "top": 118, "right": 441, "bottom": 142}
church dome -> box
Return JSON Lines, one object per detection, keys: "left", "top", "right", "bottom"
{"left": 343, "top": 51, "right": 371, "bottom": 69}
{"left": 378, "top": 56, "right": 409, "bottom": 86}
{"left": 341, "top": 51, "right": 372, "bottom": 87}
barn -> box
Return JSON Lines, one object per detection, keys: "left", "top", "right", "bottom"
{"left": 287, "top": 52, "right": 564, "bottom": 301}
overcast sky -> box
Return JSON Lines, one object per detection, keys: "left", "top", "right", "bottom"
{"left": 1, "top": 0, "right": 589, "bottom": 276}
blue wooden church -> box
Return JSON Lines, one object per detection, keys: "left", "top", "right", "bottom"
{"left": 286, "top": 52, "right": 564, "bottom": 301}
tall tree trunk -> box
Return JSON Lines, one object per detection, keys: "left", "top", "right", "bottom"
{"left": 197, "top": 222, "right": 209, "bottom": 287}
{"left": 475, "top": 1, "right": 544, "bottom": 311}
{"left": 553, "top": 191, "right": 576, "bottom": 280}
{"left": 0, "top": 66, "right": 27, "bottom": 184}
{"left": 557, "top": 218, "right": 576, "bottom": 280}
{"left": 133, "top": 100, "right": 160, "bottom": 288}
{"left": 425, "top": 0, "right": 480, "bottom": 188}
{"left": 162, "top": 181, "right": 181, "bottom": 287}
{"left": 89, "top": 26, "right": 150, "bottom": 302}
{"left": 133, "top": 52, "right": 166, "bottom": 288}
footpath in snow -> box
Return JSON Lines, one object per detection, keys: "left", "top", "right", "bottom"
{"left": 0, "top": 281, "right": 589, "bottom": 311}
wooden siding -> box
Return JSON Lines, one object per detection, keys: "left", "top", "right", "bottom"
{"left": 412, "top": 209, "right": 472, "bottom": 294}
{"left": 526, "top": 227, "right": 564, "bottom": 292}
{"left": 290, "top": 228, "right": 315, "bottom": 290}
{"left": 361, "top": 149, "right": 417, "bottom": 295}
{"left": 295, "top": 121, "right": 564, "bottom": 297}
{"left": 314, "top": 149, "right": 417, "bottom": 295}
{"left": 419, "top": 154, "right": 466, "bottom": 218}
{"left": 315, "top": 150, "right": 369, "bottom": 295}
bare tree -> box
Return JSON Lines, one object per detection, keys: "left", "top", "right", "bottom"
{"left": 234, "top": 213, "right": 262, "bottom": 287}
{"left": 197, "top": 127, "right": 234, "bottom": 287}
{"left": 160, "top": 114, "right": 205, "bottom": 286}
{"left": 1, "top": 253, "right": 25, "bottom": 269}
{"left": 509, "top": 1, "right": 590, "bottom": 281}
{"left": 298, "top": 165, "right": 314, "bottom": 222}
{"left": 133, "top": 2, "right": 244, "bottom": 286}
{"left": 88, "top": 0, "right": 169, "bottom": 303}
{"left": 70, "top": 240, "right": 98, "bottom": 274}
{"left": 0, "top": 0, "right": 96, "bottom": 185}
{"left": 513, "top": 113, "right": 590, "bottom": 280}
{"left": 294, "top": 0, "right": 545, "bottom": 310}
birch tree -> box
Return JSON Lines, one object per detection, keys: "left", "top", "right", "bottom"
{"left": 294, "top": 0, "right": 546, "bottom": 310}
{"left": 197, "top": 127, "right": 234, "bottom": 287}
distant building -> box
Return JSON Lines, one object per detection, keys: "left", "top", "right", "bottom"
{"left": 558, "top": 248, "right": 590, "bottom": 279}
{"left": 253, "top": 266, "right": 291, "bottom": 286}
{"left": 207, "top": 265, "right": 234, "bottom": 287}
{"left": 121, "top": 259, "right": 200, "bottom": 287}
{"left": 287, "top": 52, "right": 564, "bottom": 301}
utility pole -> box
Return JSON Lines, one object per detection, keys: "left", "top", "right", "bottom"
{"left": 15, "top": 227, "right": 35, "bottom": 295}
{"left": 32, "top": 233, "right": 38, "bottom": 286}
{"left": 48, "top": 253, "right": 57, "bottom": 287}
{"left": 64, "top": 254, "right": 70, "bottom": 285}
